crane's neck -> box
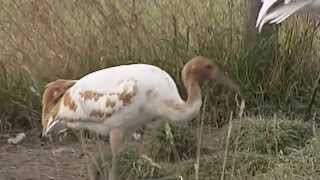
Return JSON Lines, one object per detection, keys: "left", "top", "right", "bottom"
{"left": 154, "top": 62, "right": 203, "bottom": 123}
{"left": 184, "top": 76, "right": 202, "bottom": 105}
{"left": 176, "top": 65, "right": 202, "bottom": 121}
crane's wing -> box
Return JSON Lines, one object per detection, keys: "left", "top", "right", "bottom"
{"left": 66, "top": 79, "right": 138, "bottom": 122}
{"left": 43, "top": 78, "right": 138, "bottom": 135}
{"left": 258, "top": 0, "right": 311, "bottom": 32}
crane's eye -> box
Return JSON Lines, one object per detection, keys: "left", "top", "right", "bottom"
{"left": 205, "top": 64, "right": 213, "bottom": 70}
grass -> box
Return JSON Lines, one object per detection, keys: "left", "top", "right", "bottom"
{"left": 229, "top": 116, "right": 313, "bottom": 155}
{"left": 149, "top": 123, "right": 197, "bottom": 162}
{"left": 84, "top": 116, "right": 319, "bottom": 180}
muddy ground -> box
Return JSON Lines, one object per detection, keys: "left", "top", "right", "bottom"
{"left": 0, "top": 129, "right": 101, "bottom": 180}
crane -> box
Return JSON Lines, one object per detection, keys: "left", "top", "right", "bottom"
{"left": 41, "top": 56, "right": 239, "bottom": 180}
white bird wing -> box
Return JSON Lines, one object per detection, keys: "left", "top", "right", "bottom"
{"left": 284, "top": 0, "right": 293, "bottom": 4}
{"left": 256, "top": 0, "right": 279, "bottom": 28}
{"left": 310, "top": 0, "right": 320, "bottom": 12}
{"left": 56, "top": 78, "right": 138, "bottom": 124}
{"left": 258, "top": 0, "right": 311, "bottom": 32}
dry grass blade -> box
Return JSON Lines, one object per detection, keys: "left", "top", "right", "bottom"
{"left": 221, "top": 112, "right": 233, "bottom": 180}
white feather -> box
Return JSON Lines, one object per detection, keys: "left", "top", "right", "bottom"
{"left": 257, "top": 0, "right": 320, "bottom": 32}
{"left": 256, "top": 0, "right": 279, "bottom": 27}
{"left": 44, "top": 117, "right": 61, "bottom": 135}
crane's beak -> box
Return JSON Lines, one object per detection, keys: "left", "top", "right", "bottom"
{"left": 215, "top": 70, "right": 240, "bottom": 94}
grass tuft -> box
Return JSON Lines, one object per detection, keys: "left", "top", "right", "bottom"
{"left": 149, "top": 123, "right": 197, "bottom": 162}
{"left": 230, "top": 116, "right": 313, "bottom": 155}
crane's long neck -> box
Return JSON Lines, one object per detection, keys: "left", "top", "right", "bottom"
{"left": 154, "top": 64, "right": 203, "bottom": 122}
{"left": 170, "top": 64, "right": 202, "bottom": 121}
{"left": 184, "top": 75, "right": 202, "bottom": 105}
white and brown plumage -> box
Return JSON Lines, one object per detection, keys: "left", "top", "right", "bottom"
{"left": 257, "top": 0, "right": 320, "bottom": 32}
{"left": 41, "top": 56, "right": 239, "bottom": 180}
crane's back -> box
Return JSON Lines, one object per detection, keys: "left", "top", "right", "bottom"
{"left": 74, "top": 64, "right": 179, "bottom": 97}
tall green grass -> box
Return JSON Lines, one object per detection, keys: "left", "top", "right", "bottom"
{"left": 0, "top": 0, "right": 319, "bottom": 130}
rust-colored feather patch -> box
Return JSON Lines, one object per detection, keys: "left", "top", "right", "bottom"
{"left": 105, "top": 98, "right": 116, "bottom": 108}
{"left": 89, "top": 110, "right": 114, "bottom": 120}
{"left": 118, "top": 86, "right": 137, "bottom": 106}
{"left": 105, "top": 112, "right": 112, "bottom": 118}
{"left": 89, "top": 110, "right": 105, "bottom": 118}
{"left": 63, "top": 92, "right": 78, "bottom": 112}
{"left": 79, "top": 90, "right": 104, "bottom": 101}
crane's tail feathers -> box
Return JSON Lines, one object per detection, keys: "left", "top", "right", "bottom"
{"left": 42, "top": 79, "right": 77, "bottom": 134}
{"left": 42, "top": 119, "right": 62, "bottom": 136}
{"left": 258, "top": 1, "right": 309, "bottom": 32}
{"left": 45, "top": 79, "right": 77, "bottom": 89}
{"left": 42, "top": 79, "right": 77, "bottom": 115}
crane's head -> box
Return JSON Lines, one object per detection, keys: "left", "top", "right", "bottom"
{"left": 182, "top": 56, "right": 240, "bottom": 93}
{"left": 41, "top": 79, "right": 77, "bottom": 138}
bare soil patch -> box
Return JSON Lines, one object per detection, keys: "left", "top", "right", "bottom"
{"left": 0, "top": 129, "right": 89, "bottom": 180}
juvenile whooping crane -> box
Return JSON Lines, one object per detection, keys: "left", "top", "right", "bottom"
{"left": 41, "top": 56, "right": 239, "bottom": 180}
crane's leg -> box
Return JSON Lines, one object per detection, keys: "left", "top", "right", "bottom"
{"left": 109, "top": 128, "right": 125, "bottom": 180}
{"left": 137, "top": 136, "right": 145, "bottom": 155}
{"left": 132, "top": 125, "right": 146, "bottom": 154}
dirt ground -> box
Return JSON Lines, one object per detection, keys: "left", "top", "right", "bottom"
{"left": 0, "top": 126, "right": 225, "bottom": 180}
{"left": 0, "top": 129, "right": 96, "bottom": 180}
